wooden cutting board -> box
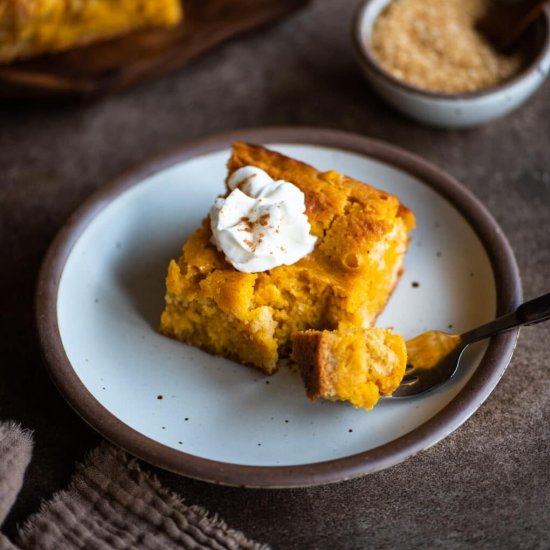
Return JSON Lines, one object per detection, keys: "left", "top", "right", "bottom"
{"left": 0, "top": 0, "right": 309, "bottom": 101}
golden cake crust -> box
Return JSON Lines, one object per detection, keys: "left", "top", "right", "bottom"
{"left": 290, "top": 330, "right": 335, "bottom": 400}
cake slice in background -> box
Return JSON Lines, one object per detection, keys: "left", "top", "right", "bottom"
{"left": 0, "top": 0, "right": 182, "bottom": 63}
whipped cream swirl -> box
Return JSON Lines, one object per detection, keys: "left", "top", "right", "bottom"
{"left": 209, "top": 166, "right": 316, "bottom": 273}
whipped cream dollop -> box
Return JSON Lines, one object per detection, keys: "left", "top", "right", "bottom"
{"left": 209, "top": 166, "right": 317, "bottom": 273}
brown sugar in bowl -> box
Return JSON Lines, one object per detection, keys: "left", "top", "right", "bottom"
{"left": 353, "top": 0, "right": 550, "bottom": 128}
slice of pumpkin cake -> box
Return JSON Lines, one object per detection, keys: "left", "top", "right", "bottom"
{"left": 0, "top": 0, "right": 182, "bottom": 63}
{"left": 160, "top": 142, "right": 415, "bottom": 374}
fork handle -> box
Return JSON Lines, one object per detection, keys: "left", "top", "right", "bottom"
{"left": 462, "top": 292, "right": 550, "bottom": 345}
{"left": 516, "top": 293, "right": 550, "bottom": 325}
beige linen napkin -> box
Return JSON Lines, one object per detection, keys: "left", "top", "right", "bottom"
{"left": 0, "top": 422, "right": 32, "bottom": 550}
{"left": 0, "top": 422, "right": 268, "bottom": 550}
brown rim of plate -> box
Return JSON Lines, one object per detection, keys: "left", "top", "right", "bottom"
{"left": 352, "top": 0, "right": 550, "bottom": 101}
{"left": 35, "top": 127, "right": 522, "bottom": 488}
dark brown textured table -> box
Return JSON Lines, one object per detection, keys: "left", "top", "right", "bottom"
{"left": 1, "top": 1, "right": 549, "bottom": 547}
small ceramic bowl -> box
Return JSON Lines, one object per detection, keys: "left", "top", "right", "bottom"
{"left": 353, "top": 0, "right": 550, "bottom": 128}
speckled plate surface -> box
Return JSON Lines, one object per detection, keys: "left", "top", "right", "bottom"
{"left": 36, "top": 127, "right": 521, "bottom": 487}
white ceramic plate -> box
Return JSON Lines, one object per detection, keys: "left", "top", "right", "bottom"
{"left": 37, "top": 128, "right": 521, "bottom": 487}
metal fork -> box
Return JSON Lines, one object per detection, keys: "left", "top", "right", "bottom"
{"left": 390, "top": 292, "right": 550, "bottom": 398}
